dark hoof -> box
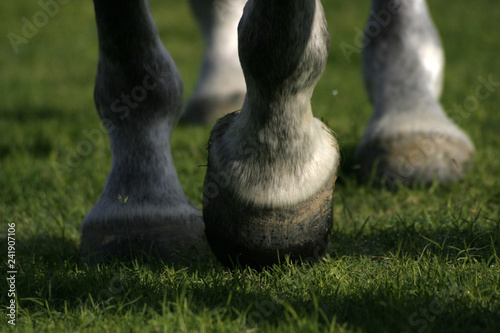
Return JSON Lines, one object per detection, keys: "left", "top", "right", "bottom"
{"left": 80, "top": 212, "right": 207, "bottom": 264}
{"left": 203, "top": 173, "right": 336, "bottom": 269}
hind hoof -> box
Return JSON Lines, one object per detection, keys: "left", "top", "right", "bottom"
{"left": 355, "top": 129, "right": 474, "bottom": 188}
{"left": 181, "top": 93, "right": 245, "bottom": 125}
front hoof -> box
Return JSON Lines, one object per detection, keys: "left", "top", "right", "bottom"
{"left": 203, "top": 174, "right": 336, "bottom": 269}
{"left": 80, "top": 211, "right": 207, "bottom": 264}
{"left": 355, "top": 131, "right": 475, "bottom": 188}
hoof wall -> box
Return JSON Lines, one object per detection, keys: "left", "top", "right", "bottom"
{"left": 80, "top": 215, "right": 207, "bottom": 264}
{"left": 204, "top": 175, "right": 336, "bottom": 269}
{"left": 355, "top": 131, "right": 474, "bottom": 188}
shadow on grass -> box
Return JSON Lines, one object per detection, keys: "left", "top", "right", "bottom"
{"left": 0, "top": 234, "right": 80, "bottom": 265}
{"left": 7, "top": 212, "right": 500, "bottom": 332}
{"left": 183, "top": 281, "right": 500, "bottom": 332}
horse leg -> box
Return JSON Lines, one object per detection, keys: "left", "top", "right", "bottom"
{"left": 356, "top": 0, "right": 474, "bottom": 187}
{"left": 182, "top": 0, "right": 247, "bottom": 125}
{"left": 81, "top": 0, "right": 206, "bottom": 263}
{"left": 203, "top": 0, "right": 339, "bottom": 268}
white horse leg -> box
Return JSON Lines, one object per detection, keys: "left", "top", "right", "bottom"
{"left": 203, "top": 0, "right": 340, "bottom": 268}
{"left": 356, "top": 0, "right": 474, "bottom": 187}
{"left": 182, "top": 0, "right": 247, "bottom": 124}
{"left": 80, "top": 0, "right": 206, "bottom": 262}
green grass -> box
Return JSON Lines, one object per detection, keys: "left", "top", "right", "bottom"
{"left": 1, "top": 0, "right": 500, "bottom": 331}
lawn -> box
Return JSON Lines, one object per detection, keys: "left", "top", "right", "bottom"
{"left": 1, "top": 0, "right": 500, "bottom": 332}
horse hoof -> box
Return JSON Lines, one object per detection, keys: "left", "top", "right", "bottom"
{"left": 204, "top": 155, "right": 337, "bottom": 269}
{"left": 80, "top": 204, "right": 207, "bottom": 264}
{"left": 355, "top": 120, "right": 474, "bottom": 188}
{"left": 181, "top": 92, "right": 245, "bottom": 125}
